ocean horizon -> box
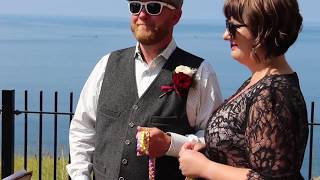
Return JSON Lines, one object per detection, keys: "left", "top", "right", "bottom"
{"left": 0, "top": 14, "right": 319, "bottom": 178}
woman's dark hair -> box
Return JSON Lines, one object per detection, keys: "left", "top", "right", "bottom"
{"left": 223, "top": 0, "right": 303, "bottom": 61}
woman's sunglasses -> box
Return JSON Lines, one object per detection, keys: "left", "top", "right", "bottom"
{"left": 226, "top": 20, "right": 247, "bottom": 38}
{"left": 128, "top": 1, "right": 176, "bottom": 16}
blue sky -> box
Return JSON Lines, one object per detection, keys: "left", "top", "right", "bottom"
{"left": 0, "top": 0, "right": 318, "bottom": 22}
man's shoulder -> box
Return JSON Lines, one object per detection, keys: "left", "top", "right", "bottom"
{"left": 111, "top": 46, "right": 136, "bottom": 54}
{"left": 173, "top": 47, "right": 204, "bottom": 69}
{"left": 107, "top": 46, "right": 136, "bottom": 61}
{"left": 175, "top": 47, "right": 204, "bottom": 61}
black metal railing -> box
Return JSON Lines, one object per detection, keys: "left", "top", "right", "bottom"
{"left": 1, "top": 90, "right": 74, "bottom": 180}
{"left": 0, "top": 89, "right": 319, "bottom": 179}
{"left": 308, "top": 102, "right": 320, "bottom": 180}
{"left": 1, "top": 90, "right": 15, "bottom": 178}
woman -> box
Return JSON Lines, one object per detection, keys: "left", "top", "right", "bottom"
{"left": 178, "top": 0, "right": 309, "bottom": 179}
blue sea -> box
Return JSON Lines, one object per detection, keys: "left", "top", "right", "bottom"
{"left": 0, "top": 15, "right": 319, "bottom": 177}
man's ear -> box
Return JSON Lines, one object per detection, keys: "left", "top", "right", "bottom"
{"left": 172, "top": 9, "right": 182, "bottom": 26}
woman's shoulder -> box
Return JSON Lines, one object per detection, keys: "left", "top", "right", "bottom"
{"left": 257, "top": 72, "right": 300, "bottom": 92}
{"left": 251, "top": 73, "right": 305, "bottom": 104}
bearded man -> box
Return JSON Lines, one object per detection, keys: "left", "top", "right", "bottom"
{"left": 67, "top": 0, "right": 223, "bottom": 179}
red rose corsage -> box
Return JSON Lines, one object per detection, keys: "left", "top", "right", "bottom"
{"left": 160, "top": 65, "right": 197, "bottom": 98}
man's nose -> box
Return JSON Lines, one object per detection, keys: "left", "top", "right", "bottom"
{"left": 138, "top": 5, "right": 150, "bottom": 17}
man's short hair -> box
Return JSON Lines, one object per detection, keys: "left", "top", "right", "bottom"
{"left": 161, "top": 0, "right": 183, "bottom": 8}
{"left": 127, "top": 0, "right": 183, "bottom": 8}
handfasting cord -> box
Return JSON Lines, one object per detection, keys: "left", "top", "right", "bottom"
{"left": 136, "top": 128, "right": 156, "bottom": 180}
{"left": 185, "top": 177, "right": 195, "bottom": 180}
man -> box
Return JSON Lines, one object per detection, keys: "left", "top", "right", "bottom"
{"left": 67, "top": 0, "right": 223, "bottom": 179}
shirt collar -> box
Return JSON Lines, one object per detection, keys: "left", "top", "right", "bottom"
{"left": 134, "top": 39, "right": 177, "bottom": 60}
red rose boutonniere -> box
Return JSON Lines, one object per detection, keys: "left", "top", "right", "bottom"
{"left": 160, "top": 65, "right": 197, "bottom": 98}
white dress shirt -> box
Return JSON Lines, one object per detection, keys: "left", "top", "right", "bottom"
{"left": 67, "top": 39, "right": 223, "bottom": 180}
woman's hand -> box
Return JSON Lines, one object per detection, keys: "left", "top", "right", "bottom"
{"left": 182, "top": 141, "right": 206, "bottom": 152}
{"left": 178, "top": 142, "right": 210, "bottom": 178}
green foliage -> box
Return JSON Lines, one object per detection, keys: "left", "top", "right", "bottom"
{"left": 0, "top": 154, "right": 69, "bottom": 180}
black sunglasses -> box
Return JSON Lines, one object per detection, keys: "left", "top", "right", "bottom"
{"left": 128, "top": 1, "right": 176, "bottom": 16}
{"left": 225, "top": 20, "right": 247, "bottom": 38}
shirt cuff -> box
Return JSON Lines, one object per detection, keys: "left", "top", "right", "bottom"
{"left": 165, "top": 132, "right": 189, "bottom": 157}
{"left": 72, "top": 175, "right": 91, "bottom": 180}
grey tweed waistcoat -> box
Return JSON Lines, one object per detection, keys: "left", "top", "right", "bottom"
{"left": 93, "top": 47, "right": 203, "bottom": 180}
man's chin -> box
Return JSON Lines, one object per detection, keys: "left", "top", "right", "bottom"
{"left": 136, "top": 37, "right": 158, "bottom": 45}
{"left": 134, "top": 33, "right": 157, "bottom": 45}
{"left": 132, "top": 27, "right": 168, "bottom": 45}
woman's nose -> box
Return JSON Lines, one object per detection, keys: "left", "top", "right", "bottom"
{"left": 223, "top": 29, "right": 230, "bottom": 40}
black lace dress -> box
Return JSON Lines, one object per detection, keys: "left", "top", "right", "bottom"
{"left": 204, "top": 73, "right": 309, "bottom": 180}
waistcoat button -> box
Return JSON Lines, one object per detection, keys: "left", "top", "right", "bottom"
{"left": 129, "top": 122, "right": 135, "bottom": 128}
{"left": 122, "top": 158, "right": 128, "bottom": 165}
{"left": 125, "top": 140, "right": 131, "bottom": 145}
{"left": 133, "top": 105, "right": 139, "bottom": 110}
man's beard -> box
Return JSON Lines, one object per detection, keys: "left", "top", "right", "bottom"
{"left": 131, "top": 22, "right": 170, "bottom": 45}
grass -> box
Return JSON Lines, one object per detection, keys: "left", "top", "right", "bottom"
{"left": 0, "top": 154, "right": 69, "bottom": 180}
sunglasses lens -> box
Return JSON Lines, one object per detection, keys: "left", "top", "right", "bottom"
{"left": 146, "top": 3, "right": 161, "bottom": 15}
{"left": 230, "top": 26, "right": 236, "bottom": 37}
{"left": 129, "top": 2, "right": 141, "bottom": 14}
{"left": 226, "top": 21, "right": 236, "bottom": 37}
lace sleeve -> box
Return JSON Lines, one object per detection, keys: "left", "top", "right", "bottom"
{"left": 245, "top": 87, "right": 303, "bottom": 180}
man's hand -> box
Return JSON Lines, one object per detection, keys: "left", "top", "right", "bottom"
{"left": 137, "top": 126, "right": 171, "bottom": 158}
